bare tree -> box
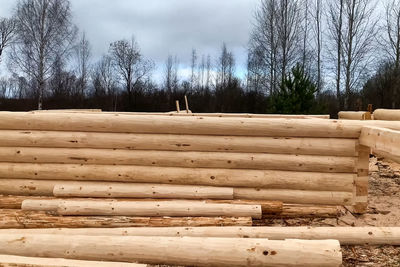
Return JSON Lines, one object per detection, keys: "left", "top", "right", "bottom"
{"left": 190, "top": 48, "right": 197, "bottom": 90}
{"left": 382, "top": 0, "right": 400, "bottom": 107}
{"left": 164, "top": 55, "right": 179, "bottom": 91}
{"left": 216, "top": 43, "right": 235, "bottom": 89}
{"left": 205, "top": 54, "right": 212, "bottom": 89}
{"left": 327, "top": 0, "right": 344, "bottom": 105}
{"left": 74, "top": 32, "right": 91, "bottom": 97}
{"left": 311, "top": 0, "right": 323, "bottom": 93}
{"left": 10, "top": 0, "right": 77, "bottom": 109}
{"left": 249, "top": 0, "right": 302, "bottom": 94}
{"left": 342, "top": 0, "right": 377, "bottom": 109}
{"left": 92, "top": 55, "right": 116, "bottom": 96}
{"left": 109, "top": 37, "right": 153, "bottom": 109}
{"left": 0, "top": 18, "right": 16, "bottom": 65}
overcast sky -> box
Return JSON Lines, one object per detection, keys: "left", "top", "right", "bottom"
{"left": 0, "top": 0, "right": 259, "bottom": 81}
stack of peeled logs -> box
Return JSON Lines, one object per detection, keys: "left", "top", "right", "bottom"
{"left": 3, "top": 111, "right": 400, "bottom": 266}
{"left": 0, "top": 111, "right": 377, "bottom": 228}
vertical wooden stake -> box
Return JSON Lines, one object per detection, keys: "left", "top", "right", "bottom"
{"left": 175, "top": 101, "right": 180, "bottom": 113}
{"left": 184, "top": 95, "right": 189, "bottom": 113}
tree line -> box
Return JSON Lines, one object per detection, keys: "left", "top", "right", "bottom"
{"left": 0, "top": 0, "right": 399, "bottom": 115}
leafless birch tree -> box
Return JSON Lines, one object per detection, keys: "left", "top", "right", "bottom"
{"left": 10, "top": 0, "right": 77, "bottom": 109}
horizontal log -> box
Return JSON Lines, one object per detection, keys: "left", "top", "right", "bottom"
{"left": 0, "top": 163, "right": 355, "bottom": 191}
{"left": 0, "top": 147, "right": 357, "bottom": 172}
{"left": 267, "top": 204, "right": 340, "bottom": 218}
{"left": 373, "top": 109, "right": 400, "bottom": 120}
{"left": 0, "top": 195, "right": 283, "bottom": 214}
{"left": 33, "top": 109, "right": 103, "bottom": 113}
{"left": 338, "top": 111, "right": 372, "bottom": 120}
{"left": 234, "top": 188, "right": 353, "bottom": 205}
{"left": 0, "top": 111, "right": 369, "bottom": 138}
{"left": 4, "top": 226, "right": 399, "bottom": 246}
{"left": 0, "top": 255, "right": 144, "bottom": 267}
{"left": 360, "top": 126, "right": 400, "bottom": 160}
{"left": 0, "top": 130, "right": 359, "bottom": 156}
{"left": 22, "top": 199, "right": 263, "bottom": 218}
{"left": 53, "top": 182, "right": 234, "bottom": 199}
{"left": 0, "top": 209, "right": 252, "bottom": 228}
{"left": 115, "top": 112, "right": 330, "bottom": 119}
{"left": 0, "top": 179, "right": 82, "bottom": 196}
{"left": 2, "top": 112, "right": 400, "bottom": 137}
{"left": 0, "top": 234, "right": 343, "bottom": 267}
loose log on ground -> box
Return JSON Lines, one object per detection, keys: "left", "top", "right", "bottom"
{"left": 0, "top": 255, "right": 144, "bottom": 267}
{"left": 0, "top": 209, "right": 252, "bottom": 228}
{"left": 0, "top": 130, "right": 359, "bottom": 156}
{"left": 0, "top": 163, "right": 355, "bottom": 191}
{"left": 1, "top": 195, "right": 283, "bottom": 214}
{"left": 22, "top": 199, "right": 263, "bottom": 218}
{"left": 233, "top": 188, "right": 354, "bottom": 205}
{"left": 0, "top": 147, "right": 358, "bottom": 172}
{"left": 53, "top": 183, "right": 234, "bottom": 199}
{"left": 373, "top": 109, "right": 400, "bottom": 120}
{"left": 0, "top": 234, "right": 343, "bottom": 267}
{"left": 5, "top": 227, "right": 398, "bottom": 246}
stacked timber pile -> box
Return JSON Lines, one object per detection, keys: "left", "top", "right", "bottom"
{"left": 0, "top": 111, "right": 370, "bottom": 230}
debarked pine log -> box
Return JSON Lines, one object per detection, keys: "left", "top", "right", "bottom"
{"left": 0, "top": 163, "right": 355, "bottom": 191}
{"left": 0, "top": 234, "right": 343, "bottom": 267}
{"left": 22, "top": 199, "right": 263, "bottom": 218}
{"left": 53, "top": 182, "right": 234, "bottom": 200}
{"left": 3, "top": 226, "right": 398, "bottom": 245}
{"left": 0, "top": 130, "right": 359, "bottom": 156}
{"left": 0, "top": 111, "right": 377, "bottom": 137}
{"left": 0, "top": 196, "right": 283, "bottom": 214}
{"left": 0, "top": 255, "right": 145, "bottom": 267}
{"left": 0, "top": 147, "right": 357, "bottom": 172}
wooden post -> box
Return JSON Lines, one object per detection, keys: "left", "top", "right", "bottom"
{"left": 184, "top": 95, "right": 189, "bottom": 113}
{"left": 175, "top": 100, "right": 180, "bottom": 113}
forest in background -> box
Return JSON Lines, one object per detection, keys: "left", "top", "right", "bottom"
{"left": 0, "top": 0, "right": 400, "bottom": 117}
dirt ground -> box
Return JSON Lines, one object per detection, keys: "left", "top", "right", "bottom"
{"left": 256, "top": 156, "right": 400, "bottom": 266}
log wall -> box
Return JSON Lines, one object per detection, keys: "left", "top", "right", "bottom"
{"left": 0, "top": 112, "right": 368, "bottom": 218}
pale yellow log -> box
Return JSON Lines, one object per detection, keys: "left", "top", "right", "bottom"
{"left": 0, "top": 179, "right": 85, "bottom": 196}
{"left": 32, "top": 109, "right": 102, "bottom": 113}
{"left": 0, "top": 209, "right": 252, "bottom": 228}
{"left": 0, "top": 130, "right": 359, "bottom": 156}
{"left": 1, "top": 112, "right": 400, "bottom": 136}
{"left": 338, "top": 111, "right": 371, "bottom": 120}
{"left": 0, "top": 254, "right": 144, "bottom": 267}
{"left": 53, "top": 183, "right": 234, "bottom": 199}
{"left": 373, "top": 109, "right": 400, "bottom": 120}
{"left": 233, "top": 189, "right": 354, "bottom": 205}
{"left": 0, "top": 234, "right": 343, "bottom": 267}
{"left": 4, "top": 227, "right": 399, "bottom": 246}
{"left": 0, "top": 163, "right": 355, "bottom": 191}
{"left": 0, "top": 147, "right": 357, "bottom": 172}
{"left": 0, "top": 111, "right": 367, "bottom": 137}
{"left": 22, "top": 199, "right": 262, "bottom": 219}
{"left": 360, "top": 126, "right": 400, "bottom": 159}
